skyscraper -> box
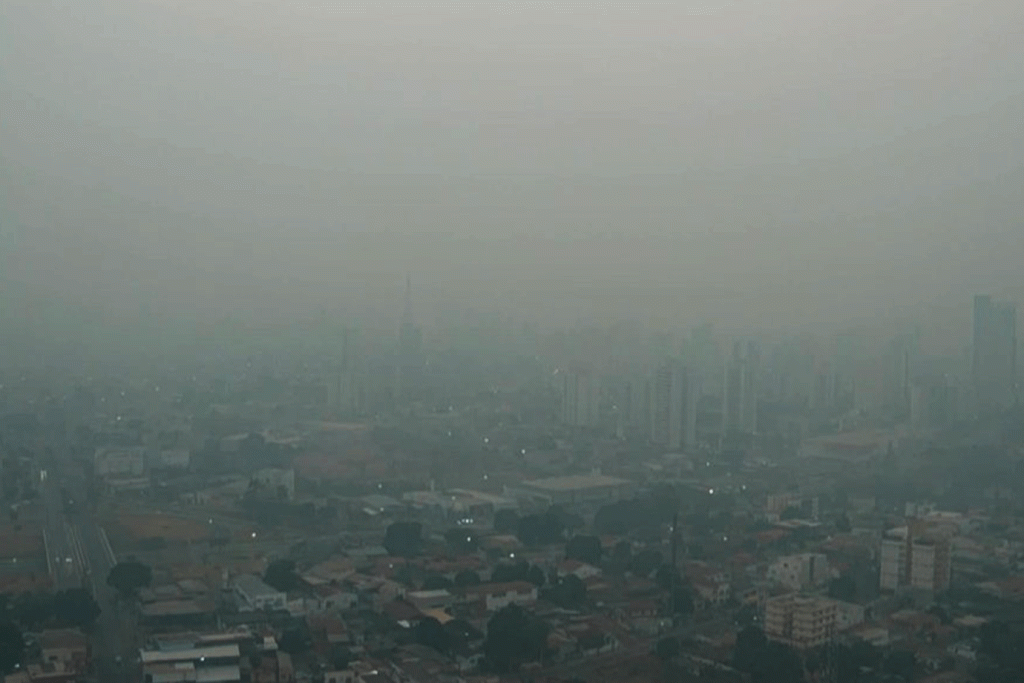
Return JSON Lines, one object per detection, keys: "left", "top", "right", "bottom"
{"left": 328, "top": 326, "right": 364, "bottom": 416}
{"left": 887, "top": 329, "right": 919, "bottom": 421}
{"left": 649, "top": 359, "right": 697, "bottom": 451}
{"left": 972, "top": 295, "right": 1017, "bottom": 414}
{"left": 561, "top": 368, "right": 600, "bottom": 428}
{"left": 722, "top": 341, "right": 759, "bottom": 435}
{"left": 396, "top": 276, "right": 423, "bottom": 401}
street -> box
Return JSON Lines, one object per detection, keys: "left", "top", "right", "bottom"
{"left": 42, "top": 466, "right": 137, "bottom": 683}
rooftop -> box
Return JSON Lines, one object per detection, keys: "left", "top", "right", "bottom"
{"left": 519, "top": 474, "right": 633, "bottom": 492}
{"left": 232, "top": 574, "right": 281, "bottom": 599}
{"left": 140, "top": 643, "right": 240, "bottom": 664}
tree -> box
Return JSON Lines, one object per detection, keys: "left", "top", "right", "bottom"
{"left": 671, "top": 586, "right": 695, "bottom": 617}
{"left": 565, "top": 535, "right": 602, "bottom": 565}
{"left": 278, "top": 627, "right": 311, "bottom": 656}
{"left": 613, "top": 540, "right": 632, "bottom": 563}
{"left": 516, "top": 511, "right": 564, "bottom": 546}
{"left": 735, "top": 602, "right": 758, "bottom": 628}
{"left": 0, "top": 621, "right": 23, "bottom": 674}
{"left": 732, "top": 625, "right": 767, "bottom": 675}
{"left": 106, "top": 561, "right": 152, "bottom": 597}
{"left": 756, "top": 641, "right": 805, "bottom": 683}
{"left": 10, "top": 592, "right": 54, "bottom": 631}
{"left": 884, "top": 649, "right": 916, "bottom": 681}
{"left": 421, "top": 574, "right": 453, "bottom": 591}
{"left": 484, "top": 605, "right": 549, "bottom": 673}
{"left": 415, "top": 617, "right": 451, "bottom": 654}
{"left": 980, "top": 618, "right": 1024, "bottom": 671}
{"left": 835, "top": 513, "right": 852, "bottom": 532}
{"left": 453, "top": 570, "right": 481, "bottom": 587}
{"left": 444, "top": 528, "right": 479, "bottom": 553}
{"left": 383, "top": 521, "right": 423, "bottom": 557}
{"left": 655, "top": 636, "right": 680, "bottom": 661}
{"left": 330, "top": 645, "right": 353, "bottom": 671}
{"left": 780, "top": 505, "right": 801, "bottom": 521}
{"left": 655, "top": 564, "right": 678, "bottom": 591}
{"left": 828, "top": 575, "right": 857, "bottom": 602}
{"left": 492, "top": 562, "right": 530, "bottom": 584}
{"left": 631, "top": 549, "right": 663, "bottom": 577}
{"left": 264, "top": 559, "right": 301, "bottom": 593}
{"left": 545, "top": 575, "right": 587, "bottom": 609}
{"left": 494, "top": 509, "right": 520, "bottom": 534}
{"left": 526, "top": 565, "right": 546, "bottom": 588}
{"left": 52, "top": 589, "right": 100, "bottom": 628}
{"left": 927, "top": 604, "right": 951, "bottom": 625}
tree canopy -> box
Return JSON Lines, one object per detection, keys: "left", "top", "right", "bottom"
{"left": 415, "top": 617, "right": 451, "bottom": 654}
{"left": 454, "top": 570, "right": 481, "bottom": 587}
{"left": 732, "top": 626, "right": 805, "bottom": 683}
{"left": 516, "top": 511, "right": 564, "bottom": 546}
{"left": 484, "top": 605, "right": 549, "bottom": 673}
{"left": 106, "top": 560, "right": 153, "bottom": 596}
{"left": 0, "top": 621, "right": 23, "bottom": 674}
{"left": 264, "top": 559, "right": 301, "bottom": 593}
{"left": 444, "top": 528, "right": 479, "bottom": 553}
{"left": 828, "top": 575, "right": 857, "bottom": 602}
{"left": 565, "top": 535, "right": 602, "bottom": 565}
{"left": 52, "top": 589, "right": 101, "bottom": 628}
{"left": 544, "top": 574, "right": 587, "bottom": 609}
{"left": 494, "top": 509, "right": 520, "bottom": 534}
{"left": 384, "top": 521, "right": 423, "bottom": 557}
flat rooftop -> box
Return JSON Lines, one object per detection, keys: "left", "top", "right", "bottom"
{"left": 232, "top": 574, "right": 281, "bottom": 599}
{"left": 140, "top": 643, "right": 240, "bottom": 664}
{"left": 519, "top": 474, "right": 633, "bottom": 491}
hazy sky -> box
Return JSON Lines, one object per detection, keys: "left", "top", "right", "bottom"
{"left": 3, "top": 0, "right": 1023, "bottom": 339}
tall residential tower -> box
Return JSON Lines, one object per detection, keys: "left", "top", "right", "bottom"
{"left": 972, "top": 295, "right": 1017, "bottom": 415}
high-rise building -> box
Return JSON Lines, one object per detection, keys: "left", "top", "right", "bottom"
{"left": 618, "top": 376, "right": 651, "bottom": 438}
{"left": 879, "top": 518, "right": 953, "bottom": 593}
{"left": 649, "top": 360, "right": 697, "bottom": 451}
{"left": 561, "top": 369, "right": 600, "bottom": 428}
{"left": 764, "top": 594, "right": 838, "bottom": 650}
{"left": 887, "top": 330, "right": 918, "bottom": 421}
{"left": 327, "top": 326, "right": 364, "bottom": 416}
{"left": 396, "top": 276, "right": 424, "bottom": 401}
{"left": 722, "top": 341, "right": 759, "bottom": 435}
{"left": 972, "top": 295, "right": 1017, "bottom": 414}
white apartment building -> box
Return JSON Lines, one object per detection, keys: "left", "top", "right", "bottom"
{"left": 880, "top": 520, "right": 953, "bottom": 593}
{"left": 768, "top": 553, "right": 830, "bottom": 591}
{"left": 94, "top": 447, "right": 146, "bottom": 478}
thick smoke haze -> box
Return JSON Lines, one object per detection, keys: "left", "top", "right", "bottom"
{"left": 3, "top": 0, "right": 1023, "bottom": 356}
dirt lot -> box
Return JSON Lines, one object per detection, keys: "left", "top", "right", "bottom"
{"left": 0, "top": 524, "right": 44, "bottom": 558}
{"left": 112, "top": 513, "right": 212, "bottom": 543}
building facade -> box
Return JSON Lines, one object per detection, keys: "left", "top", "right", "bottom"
{"left": 879, "top": 519, "right": 953, "bottom": 593}
{"left": 649, "top": 359, "right": 697, "bottom": 451}
{"left": 764, "top": 594, "right": 838, "bottom": 649}
{"left": 972, "top": 295, "right": 1017, "bottom": 415}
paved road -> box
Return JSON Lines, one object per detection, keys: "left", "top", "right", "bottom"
{"left": 43, "top": 467, "right": 136, "bottom": 683}
{"left": 41, "top": 476, "right": 86, "bottom": 591}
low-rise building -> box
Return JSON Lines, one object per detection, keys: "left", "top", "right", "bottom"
{"left": 406, "top": 589, "right": 455, "bottom": 612}
{"left": 38, "top": 628, "right": 89, "bottom": 674}
{"left": 462, "top": 581, "right": 538, "bottom": 612}
{"left": 504, "top": 474, "right": 636, "bottom": 507}
{"left": 140, "top": 643, "right": 242, "bottom": 683}
{"left": 251, "top": 468, "right": 295, "bottom": 500}
{"left": 233, "top": 574, "right": 287, "bottom": 612}
{"left": 94, "top": 446, "right": 146, "bottom": 478}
